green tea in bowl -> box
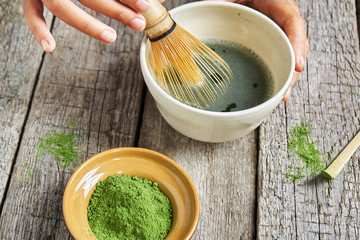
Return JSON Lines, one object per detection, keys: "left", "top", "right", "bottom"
{"left": 200, "top": 39, "right": 274, "bottom": 112}
{"left": 140, "top": 2, "right": 295, "bottom": 142}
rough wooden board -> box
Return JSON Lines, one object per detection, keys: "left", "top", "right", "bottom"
{"left": 138, "top": 0, "right": 258, "bottom": 238}
{"left": 257, "top": 0, "right": 360, "bottom": 239}
{"left": 0, "top": 0, "right": 53, "bottom": 204}
{"left": 256, "top": 103, "right": 297, "bottom": 239}
{"left": 139, "top": 93, "right": 258, "bottom": 240}
{"left": 0, "top": 7, "right": 145, "bottom": 240}
{"left": 357, "top": 0, "right": 360, "bottom": 41}
{"left": 1, "top": 0, "right": 358, "bottom": 239}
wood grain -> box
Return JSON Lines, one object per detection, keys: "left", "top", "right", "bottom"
{"left": 357, "top": 0, "right": 360, "bottom": 40}
{"left": 139, "top": 94, "right": 258, "bottom": 240}
{"left": 0, "top": 0, "right": 53, "bottom": 204}
{"left": 138, "top": 1, "right": 257, "bottom": 239}
{"left": 0, "top": 4, "right": 145, "bottom": 239}
{"left": 0, "top": 0, "right": 359, "bottom": 239}
{"left": 257, "top": 0, "right": 360, "bottom": 239}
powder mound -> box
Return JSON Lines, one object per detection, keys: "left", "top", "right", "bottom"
{"left": 87, "top": 174, "right": 173, "bottom": 240}
{"left": 285, "top": 122, "right": 325, "bottom": 181}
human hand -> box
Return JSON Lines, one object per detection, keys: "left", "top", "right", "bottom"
{"left": 203, "top": 0, "right": 309, "bottom": 101}
{"left": 250, "top": 0, "right": 309, "bottom": 101}
{"left": 23, "top": 0, "right": 152, "bottom": 53}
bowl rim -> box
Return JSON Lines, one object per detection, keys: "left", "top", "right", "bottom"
{"left": 62, "top": 147, "right": 200, "bottom": 240}
{"left": 140, "top": 1, "right": 295, "bottom": 117}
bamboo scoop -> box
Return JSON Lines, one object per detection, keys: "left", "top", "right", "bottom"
{"left": 140, "top": 0, "right": 232, "bottom": 107}
{"left": 322, "top": 130, "right": 360, "bottom": 179}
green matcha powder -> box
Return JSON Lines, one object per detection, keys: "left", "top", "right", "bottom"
{"left": 285, "top": 122, "right": 325, "bottom": 181}
{"left": 87, "top": 174, "right": 173, "bottom": 240}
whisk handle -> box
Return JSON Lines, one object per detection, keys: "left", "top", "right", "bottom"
{"left": 141, "top": 0, "right": 168, "bottom": 29}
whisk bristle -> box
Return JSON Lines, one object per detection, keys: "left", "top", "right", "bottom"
{"left": 149, "top": 21, "right": 233, "bottom": 108}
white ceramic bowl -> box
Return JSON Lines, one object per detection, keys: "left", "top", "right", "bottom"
{"left": 140, "top": 2, "right": 295, "bottom": 142}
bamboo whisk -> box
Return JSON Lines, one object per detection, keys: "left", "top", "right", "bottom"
{"left": 141, "top": 0, "right": 233, "bottom": 107}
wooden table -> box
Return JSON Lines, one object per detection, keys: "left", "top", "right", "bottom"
{"left": 1, "top": 0, "right": 359, "bottom": 239}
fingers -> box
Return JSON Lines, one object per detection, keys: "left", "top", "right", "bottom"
{"left": 282, "top": 87, "right": 291, "bottom": 102}
{"left": 24, "top": 0, "right": 161, "bottom": 52}
{"left": 282, "top": 71, "right": 300, "bottom": 101}
{"left": 276, "top": 4, "right": 309, "bottom": 100}
{"left": 79, "top": 0, "right": 148, "bottom": 31}
{"left": 281, "top": 14, "right": 309, "bottom": 73}
{"left": 23, "top": 0, "right": 56, "bottom": 52}
{"left": 252, "top": 1, "right": 309, "bottom": 72}
{"left": 251, "top": 0, "right": 309, "bottom": 102}
{"left": 42, "top": 0, "right": 118, "bottom": 43}
{"left": 290, "top": 70, "right": 300, "bottom": 88}
{"left": 121, "top": 0, "right": 150, "bottom": 12}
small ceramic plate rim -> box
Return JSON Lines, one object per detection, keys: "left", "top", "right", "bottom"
{"left": 63, "top": 147, "right": 200, "bottom": 240}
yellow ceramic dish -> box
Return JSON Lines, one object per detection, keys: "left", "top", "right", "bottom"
{"left": 63, "top": 147, "right": 200, "bottom": 240}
